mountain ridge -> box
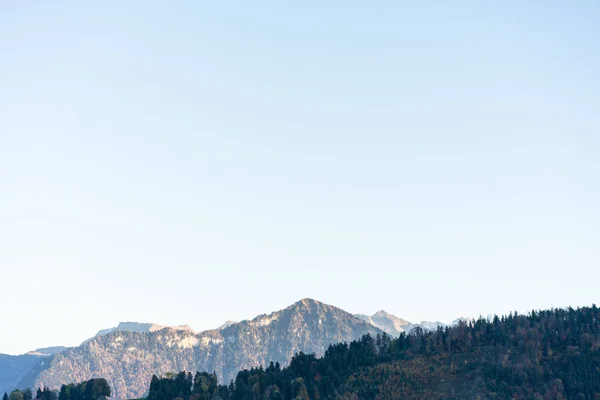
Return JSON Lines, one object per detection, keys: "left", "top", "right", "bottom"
{"left": 19, "top": 298, "right": 382, "bottom": 399}
{"left": 82, "top": 322, "right": 195, "bottom": 345}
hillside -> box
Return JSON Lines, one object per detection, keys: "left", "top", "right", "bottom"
{"left": 18, "top": 299, "right": 381, "bottom": 399}
{"left": 0, "top": 353, "right": 47, "bottom": 396}
{"left": 147, "top": 305, "right": 600, "bottom": 399}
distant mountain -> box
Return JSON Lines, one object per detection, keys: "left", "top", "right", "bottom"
{"left": 19, "top": 299, "right": 381, "bottom": 399}
{"left": 355, "top": 310, "right": 448, "bottom": 337}
{"left": 0, "top": 324, "right": 192, "bottom": 395}
{"left": 83, "top": 322, "right": 194, "bottom": 344}
{"left": 0, "top": 353, "right": 44, "bottom": 396}
{"left": 25, "top": 347, "right": 69, "bottom": 357}
{"left": 406, "top": 320, "right": 447, "bottom": 332}
{"left": 355, "top": 310, "right": 412, "bottom": 337}
{"left": 0, "top": 346, "right": 67, "bottom": 395}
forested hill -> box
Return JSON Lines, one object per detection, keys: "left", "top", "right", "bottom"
{"left": 147, "top": 305, "right": 600, "bottom": 400}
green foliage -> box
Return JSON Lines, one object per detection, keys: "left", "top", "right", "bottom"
{"left": 145, "top": 305, "right": 600, "bottom": 399}
{"left": 148, "top": 372, "right": 220, "bottom": 400}
{"left": 33, "top": 388, "right": 55, "bottom": 400}
{"left": 9, "top": 390, "right": 24, "bottom": 400}
{"left": 18, "top": 379, "right": 111, "bottom": 400}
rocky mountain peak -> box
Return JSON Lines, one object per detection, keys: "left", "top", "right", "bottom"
{"left": 286, "top": 297, "right": 323, "bottom": 311}
{"left": 373, "top": 310, "right": 392, "bottom": 317}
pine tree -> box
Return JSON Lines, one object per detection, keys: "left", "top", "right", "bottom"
{"left": 58, "top": 386, "right": 68, "bottom": 400}
{"left": 227, "top": 381, "right": 235, "bottom": 399}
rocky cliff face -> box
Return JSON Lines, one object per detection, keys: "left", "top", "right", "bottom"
{"left": 20, "top": 299, "right": 381, "bottom": 399}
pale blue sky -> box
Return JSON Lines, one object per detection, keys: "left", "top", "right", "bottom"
{"left": 1, "top": 1, "right": 599, "bottom": 355}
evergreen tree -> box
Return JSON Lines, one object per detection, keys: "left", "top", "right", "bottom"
{"left": 83, "top": 379, "right": 111, "bottom": 400}
{"left": 41, "top": 388, "right": 56, "bottom": 400}
{"left": 58, "top": 386, "right": 68, "bottom": 400}
{"left": 227, "top": 381, "right": 235, "bottom": 399}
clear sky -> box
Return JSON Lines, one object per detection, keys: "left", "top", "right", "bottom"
{"left": 1, "top": 1, "right": 599, "bottom": 355}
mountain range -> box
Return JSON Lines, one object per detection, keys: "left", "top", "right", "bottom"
{"left": 2, "top": 299, "right": 446, "bottom": 399}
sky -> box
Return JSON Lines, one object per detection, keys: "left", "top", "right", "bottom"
{"left": 0, "top": 1, "right": 599, "bottom": 355}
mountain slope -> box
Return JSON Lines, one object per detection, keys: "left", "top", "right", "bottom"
{"left": 20, "top": 299, "right": 381, "bottom": 399}
{"left": 1, "top": 322, "right": 191, "bottom": 394}
{"left": 0, "top": 322, "right": 191, "bottom": 394}
{"left": 0, "top": 353, "right": 53, "bottom": 396}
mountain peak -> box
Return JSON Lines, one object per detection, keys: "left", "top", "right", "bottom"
{"left": 281, "top": 298, "right": 334, "bottom": 313}
{"left": 355, "top": 310, "right": 412, "bottom": 337}
{"left": 301, "top": 297, "right": 316, "bottom": 305}
{"left": 217, "top": 321, "right": 237, "bottom": 330}
{"left": 294, "top": 298, "right": 321, "bottom": 307}
{"left": 247, "top": 298, "right": 340, "bottom": 328}
{"left": 373, "top": 310, "right": 392, "bottom": 317}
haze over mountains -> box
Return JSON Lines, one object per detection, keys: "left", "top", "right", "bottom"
{"left": 2, "top": 299, "right": 447, "bottom": 399}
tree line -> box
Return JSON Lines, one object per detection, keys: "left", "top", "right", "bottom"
{"left": 3, "top": 379, "right": 110, "bottom": 400}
